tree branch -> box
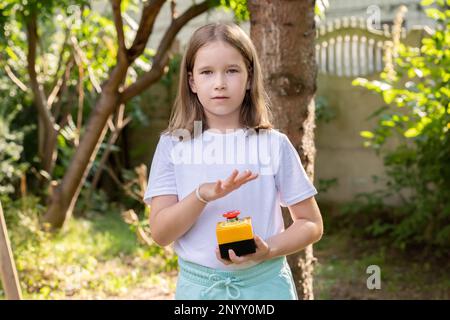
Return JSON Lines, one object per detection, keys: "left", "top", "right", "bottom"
{"left": 53, "top": 57, "right": 73, "bottom": 122}
{"left": 4, "top": 65, "right": 27, "bottom": 92}
{"left": 154, "top": 0, "right": 210, "bottom": 64}
{"left": 111, "top": 0, "right": 127, "bottom": 63}
{"left": 127, "top": 0, "right": 167, "bottom": 63}
{"left": 47, "top": 53, "right": 73, "bottom": 107}
{"left": 25, "top": 11, "right": 55, "bottom": 130}
{"left": 48, "top": 26, "right": 71, "bottom": 99}
{"left": 121, "top": 0, "right": 212, "bottom": 102}
{"left": 91, "top": 104, "right": 131, "bottom": 190}
{"left": 170, "top": 0, "right": 177, "bottom": 21}
{"left": 70, "top": 36, "right": 102, "bottom": 93}
{"left": 75, "top": 51, "right": 85, "bottom": 147}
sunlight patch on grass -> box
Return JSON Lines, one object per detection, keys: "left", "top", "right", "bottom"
{"left": 1, "top": 206, "right": 177, "bottom": 300}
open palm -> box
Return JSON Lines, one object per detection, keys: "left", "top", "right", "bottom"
{"left": 199, "top": 169, "right": 259, "bottom": 202}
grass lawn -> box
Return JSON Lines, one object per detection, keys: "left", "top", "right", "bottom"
{"left": 1, "top": 209, "right": 177, "bottom": 300}
{"left": 314, "top": 231, "right": 450, "bottom": 299}
{"left": 1, "top": 206, "right": 448, "bottom": 300}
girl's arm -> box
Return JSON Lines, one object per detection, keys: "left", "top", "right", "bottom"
{"left": 217, "top": 195, "right": 323, "bottom": 265}
{"left": 149, "top": 191, "right": 206, "bottom": 247}
{"left": 149, "top": 169, "right": 258, "bottom": 247}
{"left": 266, "top": 196, "right": 323, "bottom": 259}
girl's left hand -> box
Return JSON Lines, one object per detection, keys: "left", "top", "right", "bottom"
{"left": 215, "top": 235, "right": 271, "bottom": 265}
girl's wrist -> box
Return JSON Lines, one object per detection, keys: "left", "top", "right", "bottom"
{"left": 255, "top": 247, "right": 273, "bottom": 263}
{"left": 196, "top": 184, "right": 210, "bottom": 204}
{"left": 266, "top": 247, "right": 276, "bottom": 260}
{"left": 265, "top": 241, "right": 277, "bottom": 260}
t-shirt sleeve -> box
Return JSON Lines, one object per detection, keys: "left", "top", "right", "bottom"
{"left": 143, "top": 134, "right": 178, "bottom": 205}
{"left": 275, "top": 134, "right": 318, "bottom": 207}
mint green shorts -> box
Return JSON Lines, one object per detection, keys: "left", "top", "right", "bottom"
{"left": 175, "top": 257, "right": 298, "bottom": 300}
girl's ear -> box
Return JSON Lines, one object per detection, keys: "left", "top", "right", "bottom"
{"left": 246, "top": 77, "right": 251, "bottom": 90}
{"left": 188, "top": 72, "right": 197, "bottom": 93}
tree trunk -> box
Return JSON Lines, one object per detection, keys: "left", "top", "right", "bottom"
{"left": 43, "top": 0, "right": 213, "bottom": 229}
{"left": 43, "top": 85, "right": 123, "bottom": 228}
{"left": 36, "top": 113, "right": 58, "bottom": 177}
{"left": 26, "top": 12, "right": 59, "bottom": 178}
{"left": 248, "top": 0, "right": 318, "bottom": 300}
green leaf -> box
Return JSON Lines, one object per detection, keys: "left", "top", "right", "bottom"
{"left": 360, "top": 131, "right": 375, "bottom": 139}
{"left": 420, "top": 0, "right": 434, "bottom": 5}
{"left": 425, "top": 8, "right": 446, "bottom": 20}
{"left": 381, "top": 120, "right": 396, "bottom": 127}
{"left": 57, "top": 134, "right": 67, "bottom": 148}
{"left": 5, "top": 46, "right": 18, "bottom": 61}
{"left": 352, "top": 78, "right": 367, "bottom": 86}
{"left": 404, "top": 128, "right": 419, "bottom": 138}
{"left": 440, "top": 87, "right": 450, "bottom": 98}
{"left": 383, "top": 90, "right": 397, "bottom": 104}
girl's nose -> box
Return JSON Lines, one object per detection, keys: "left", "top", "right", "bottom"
{"left": 214, "top": 74, "right": 226, "bottom": 90}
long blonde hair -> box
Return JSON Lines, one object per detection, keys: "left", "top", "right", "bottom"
{"left": 165, "top": 23, "right": 273, "bottom": 137}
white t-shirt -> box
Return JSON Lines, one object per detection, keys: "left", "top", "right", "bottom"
{"left": 143, "top": 127, "right": 318, "bottom": 270}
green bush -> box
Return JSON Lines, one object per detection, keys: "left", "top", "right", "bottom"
{"left": 349, "top": 1, "right": 450, "bottom": 252}
{"left": 0, "top": 74, "right": 31, "bottom": 198}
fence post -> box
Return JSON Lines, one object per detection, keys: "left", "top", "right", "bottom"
{"left": 0, "top": 201, "right": 22, "bottom": 300}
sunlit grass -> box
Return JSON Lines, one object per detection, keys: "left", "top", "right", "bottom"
{"left": 0, "top": 200, "right": 177, "bottom": 300}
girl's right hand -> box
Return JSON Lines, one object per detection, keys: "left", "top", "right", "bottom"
{"left": 198, "top": 169, "right": 259, "bottom": 202}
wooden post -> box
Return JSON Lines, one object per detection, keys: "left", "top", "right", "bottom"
{"left": 0, "top": 201, "right": 22, "bottom": 300}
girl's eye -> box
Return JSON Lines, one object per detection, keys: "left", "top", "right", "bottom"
{"left": 228, "top": 69, "right": 239, "bottom": 73}
{"left": 201, "top": 70, "right": 212, "bottom": 75}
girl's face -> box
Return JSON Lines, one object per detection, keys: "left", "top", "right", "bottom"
{"left": 188, "top": 41, "right": 251, "bottom": 128}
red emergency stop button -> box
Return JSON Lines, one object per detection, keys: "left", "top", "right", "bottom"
{"left": 223, "top": 210, "right": 240, "bottom": 219}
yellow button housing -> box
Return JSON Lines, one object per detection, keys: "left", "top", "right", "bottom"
{"left": 216, "top": 217, "right": 254, "bottom": 245}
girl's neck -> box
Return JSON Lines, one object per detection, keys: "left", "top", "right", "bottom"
{"left": 207, "top": 125, "right": 245, "bottom": 133}
{"left": 205, "top": 117, "right": 244, "bottom": 133}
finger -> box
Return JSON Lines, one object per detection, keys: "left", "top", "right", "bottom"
{"left": 216, "top": 247, "right": 232, "bottom": 265}
{"left": 216, "top": 248, "right": 232, "bottom": 265}
{"left": 254, "top": 234, "right": 262, "bottom": 246}
{"left": 214, "top": 180, "right": 222, "bottom": 193}
{"left": 223, "top": 170, "right": 239, "bottom": 188}
{"left": 233, "top": 170, "right": 253, "bottom": 184}
{"left": 229, "top": 249, "right": 245, "bottom": 264}
{"left": 240, "top": 172, "right": 259, "bottom": 185}
{"left": 253, "top": 236, "right": 270, "bottom": 260}
{"left": 228, "top": 169, "right": 239, "bottom": 181}
{"left": 254, "top": 235, "right": 266, "bottom": 249}
{"left": 246, "top": 173, "right": 259, "bottom": 181}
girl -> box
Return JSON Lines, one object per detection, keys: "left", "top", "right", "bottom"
{"left": 144, "top": 22, "right": 323, "bottom": 300}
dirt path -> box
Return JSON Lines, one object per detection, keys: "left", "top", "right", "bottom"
{"left": 110, "top": 269, "right": 177, "bottom": 300}
{"left": 116, "top": 272, "right": 177, "bottom": 300}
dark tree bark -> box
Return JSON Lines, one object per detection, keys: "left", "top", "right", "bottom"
{"left": 248, "top": 0, "right": 318, "bottom": 300}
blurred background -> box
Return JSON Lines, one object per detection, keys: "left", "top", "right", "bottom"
{"left": 0, "top": 0, "right": 448, "bottom": 299}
